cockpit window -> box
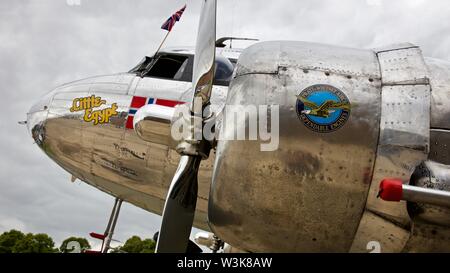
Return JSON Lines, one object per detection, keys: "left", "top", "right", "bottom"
{"left": 214, "top": 56, "right": 235, "bottom": 86}
{"left": 146, "top": 54, "right": 189, "bottom": 79}
{"left": 173, "top": 58, "right": 190, "bottom": 81}
{"left": 132, "top": 53, "right": 236, "bottom": 86}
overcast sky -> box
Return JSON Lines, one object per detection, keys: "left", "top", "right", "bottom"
{"left": 1, "top": 0, "right": 450, "bottom": 251}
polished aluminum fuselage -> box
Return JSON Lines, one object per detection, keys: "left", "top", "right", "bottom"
{"left": 27, "top": 47, "right": 239, "bottom": 231}
{"left": 29, "top": 74, "right": 224, "bottom": 231}
{"left": 28, "top": 43, "right": 450, "bottom": 252}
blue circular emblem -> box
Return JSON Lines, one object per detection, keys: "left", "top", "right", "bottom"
{"left": 296, "top": 84, "right": 351, "bottom": 133}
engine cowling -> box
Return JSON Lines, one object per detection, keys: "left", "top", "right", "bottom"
{"left": 208, "top": 41, "right": 450, "bottom": 252}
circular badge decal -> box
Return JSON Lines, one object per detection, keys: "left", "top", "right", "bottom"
{"left": 296, "top": 84, "right": 351, "bottom": 133}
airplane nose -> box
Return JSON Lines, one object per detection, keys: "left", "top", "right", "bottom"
{"left": 27, "top": 91, "right": 54, "bottom": 146}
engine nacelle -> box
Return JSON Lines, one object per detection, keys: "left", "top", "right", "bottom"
{"left": 409, "top": 161, "right": 450, "bottom": 227}
{"left": 208, "top": 41, "right": 450, "bottom": 252}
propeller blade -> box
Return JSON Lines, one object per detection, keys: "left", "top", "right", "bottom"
{"left": 156, "top": 0, "right": 217, "bottom": 253}
{"left": 191, "top": 0, "right": 217, "bottom": 108}
{"left": 156, "top": 156, "right": 202, "bottom": 252}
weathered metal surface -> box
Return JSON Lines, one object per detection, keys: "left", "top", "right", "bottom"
{"left": 27, "top": 73, "right": 231, "bottom": 231}
{"left": 430, "top": 129, "right": 450, "bottom": 165}
{"left": 379, "top": 85, "right": 430, "bottom": 149}
{"left": 408, "top": 161, "right": 450, "bottom": 227}
{"left": 426, "top": 57, "right": 450, "bottom": 130}
{"left": 236, "top": 41, "right": 381, "bottom": 79}
{"left": 376, "top": 46, "right": 429, "bottom": 85}
{"left": 350, "top": 211, "right": 410, "bottom": 253}
{"left": 364, "top": 44, "right": 431, "bottom": 226}
{"left": 209, "top": 41, "right": 381, "bottom": 252}
{"left": 403, "top": 222, "right": 450, "bottom": 252}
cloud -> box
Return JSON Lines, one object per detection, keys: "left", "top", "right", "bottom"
{"left": 0, "top": 0, "right": 449, "bottom": 250}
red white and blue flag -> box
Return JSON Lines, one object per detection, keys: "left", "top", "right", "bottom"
{"left": 161, "top": 4, "right": 186, "bottom": 32}
{"left": 126, "top": 96, "right": 184, "bottom": 129}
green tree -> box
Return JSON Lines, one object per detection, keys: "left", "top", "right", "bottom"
{"left": 111, "top": 235, "right": 155, "bottom": 253}
{"left": 140, "top": 239, "right": 156, "bottom": 253}
{"left": 0, "top": 230, "right": 25, "bottom": 253}
{"left": 11, "top": 233, "right": 57, "bottom": 253}
{"left": 60, "top": 237, "right": 91, "bottom": 253}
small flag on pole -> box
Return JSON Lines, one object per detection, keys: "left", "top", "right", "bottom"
{"left": 161, "top": 4, "right": 187, "bottom": 32}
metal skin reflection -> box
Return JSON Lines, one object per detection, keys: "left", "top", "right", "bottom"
{"left": 27, "top": 41, "right": 450, "bottom": 252}
{"left": 26, "top": 62, "right": 233, "bottom": 232}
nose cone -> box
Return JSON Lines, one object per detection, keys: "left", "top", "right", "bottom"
{"left": 27, "top": 91, "right": 53, "bottom": 146}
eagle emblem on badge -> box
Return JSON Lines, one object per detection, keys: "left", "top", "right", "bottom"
{"left": 296, "top": 84, "right": 351, "bottom": 133}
